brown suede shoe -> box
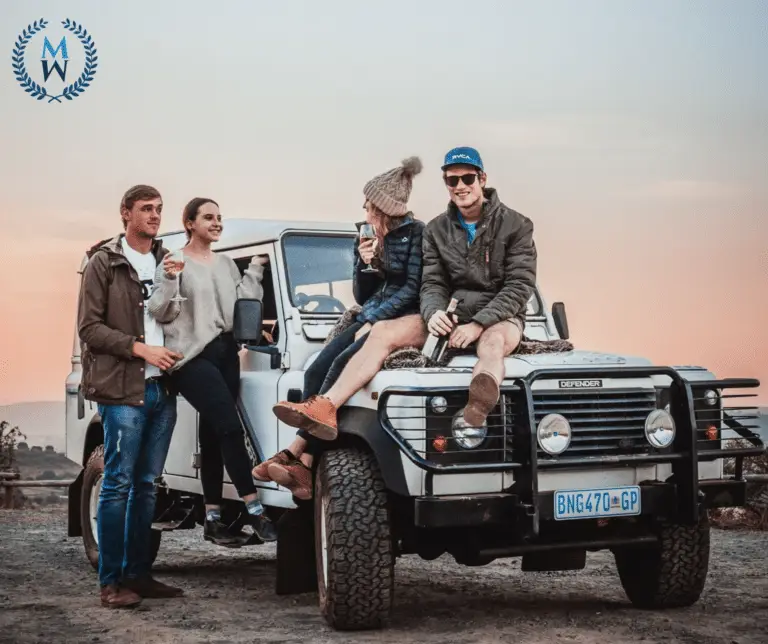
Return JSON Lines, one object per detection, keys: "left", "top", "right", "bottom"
{"left": 100, "top": 584, "right": 142, "bottom": 609}
{"left": 267, "top": 461, "right": 313, "bottom": 500}
{"left": 252, "top": 449, "right": 296, "bottom": 482}
{"left": 272, "top": 396, "right": 338, "bottom": 441}
{"left": 464, "top": 371, "right": 500, "bottom": 427}
{"left": 122, "top": 576, "right": 184, "bottom": 598}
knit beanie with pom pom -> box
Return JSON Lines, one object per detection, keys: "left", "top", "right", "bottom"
{"left": 363, "top": 156, "right": 423, "bottom": 217}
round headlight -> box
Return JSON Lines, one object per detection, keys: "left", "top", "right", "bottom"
{"left": 452, "top": 410, "right": 487, "bottom": 449}
{"left": 537, "top": 414, "right": 571, "bottom": 455}
{"left": 645, "top": 409, "right": 675, "bottom": 448}
{"left": 430, "top": 396, "right": 448, "bottom": 414}
{"left": 704, "top": 389, "right": 718, "bottom": 406}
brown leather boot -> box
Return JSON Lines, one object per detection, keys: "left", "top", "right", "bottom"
{"left": 267, "top": 461, "right": 313, "bottom": 500}
{"left": 122, "top": 576, "right": 184, "bottom": 598}
{"left": 252, "top": 448, "right": 296, "bottom": 482}
{"left": 100, "top": 584, "right": 142, "bottom": 609}
{"left": 464, "top": 371, "right": 500, "bottom": 427}
{"left": 272, "top": 396, "right": 338, "bottom": 441}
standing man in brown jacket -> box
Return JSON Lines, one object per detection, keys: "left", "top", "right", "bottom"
{"left": 421, "top": 147, "right": 537, "bottom": 427}
{"left": 78, "top": 185, "right": 184, "bottom": 608}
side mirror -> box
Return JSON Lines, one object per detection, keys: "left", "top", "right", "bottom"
{"left": 233, "top": 299, "right": 264, "bottom": 345}
{"left": 552, "top": 302, "right": 569, "bottom": 340}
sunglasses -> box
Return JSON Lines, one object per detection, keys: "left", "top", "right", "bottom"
{"left": 444, "top": 173, "right": 479, "bottom": 188}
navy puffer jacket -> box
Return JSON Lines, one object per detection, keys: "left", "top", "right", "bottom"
{"left": 353, "top": 214, "right": 425, "bottom": 324}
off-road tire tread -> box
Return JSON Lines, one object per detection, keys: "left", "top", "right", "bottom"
{"left": 317, "top": 448, "right": 394, "bottom": 630}
{"left": 615, "top": 512, "right": 710, "bottom": 608}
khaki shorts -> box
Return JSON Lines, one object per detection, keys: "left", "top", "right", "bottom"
{"left": 508, "top": 317, "right": 525, "bottom": 334}
{"left": 477, "top": 318, "right": 524, "bottom": 356}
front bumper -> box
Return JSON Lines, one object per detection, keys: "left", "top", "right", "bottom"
{"left": 413, "top": 478, "right": 748, "bottom": 529}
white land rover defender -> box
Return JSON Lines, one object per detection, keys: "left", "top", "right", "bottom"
{"left": 65, "top": 219, "right": 765, "bottom": 631}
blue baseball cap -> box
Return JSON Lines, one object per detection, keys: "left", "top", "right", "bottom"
{"left": 441, "top": 146, "right": 484, "bottom": 172}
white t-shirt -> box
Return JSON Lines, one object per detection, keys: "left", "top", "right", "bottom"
{"left": 121, "top": 238, "right": 164, "bottom": 379}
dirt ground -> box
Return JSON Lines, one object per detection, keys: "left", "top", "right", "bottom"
{"left": 1, "top": 508, "right": 766, "bottom": 644}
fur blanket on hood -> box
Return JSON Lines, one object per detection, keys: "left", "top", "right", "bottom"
{"left": 326, "top": 306, "right": 574, "bottom": 370}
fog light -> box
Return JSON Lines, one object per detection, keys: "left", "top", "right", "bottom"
{"left": 645, "top": 409, "right": 675, "bottom": 448}
{"left": 537, "top": 414, "right": 571, "bottom": 455}
{"left": 430, "top": 396, "right": 448, "bottom": 414}
{"left": 452, "top": 410, "right": 487, "bottom": 449}
{"left": 704, "top": 389, "right": 719, "bottom": 406}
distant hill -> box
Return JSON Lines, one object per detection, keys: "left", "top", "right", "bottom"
{"left": 0, "top": 401, "right": 65, "bottom": 452}
{"left": 14, "top": 448, "right": 81, "bottom": 480}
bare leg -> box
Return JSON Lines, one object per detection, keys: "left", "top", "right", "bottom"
{"left": 323, "top": 314, "right": 427, "bottom": 407}
{"left": 286, "top": 436, "right": 308, "bottom": 458}
{"left": 465, "top": 321, "right": 522, "bottom": 426}
{"left": 473, "top": 320, "right": 522, "bottom": 383}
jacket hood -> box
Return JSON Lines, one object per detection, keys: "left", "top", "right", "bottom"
{"left": 86, "top": 233, "right": 166, "bottom": 261}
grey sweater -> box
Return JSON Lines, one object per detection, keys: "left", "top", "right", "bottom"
{"left": 147, "top": 255, "right": 264, "bottom": 372}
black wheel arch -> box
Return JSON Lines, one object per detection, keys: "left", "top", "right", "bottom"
{"left": 336, "top": 406, "right": 409, "bottom": 498}
{"left": 82, "top": 413, "right": 103, "bottom": 465}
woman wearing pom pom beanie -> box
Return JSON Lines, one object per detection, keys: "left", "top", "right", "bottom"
{"left": 253, "top": 156, "right": 428, "bottom": 499}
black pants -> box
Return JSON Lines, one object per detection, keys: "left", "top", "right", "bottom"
{"left": 298, "top": 321, "right": 368, "bottom": 455}
{"left": 171, "top": 333, "right": 256, "bottom": 505}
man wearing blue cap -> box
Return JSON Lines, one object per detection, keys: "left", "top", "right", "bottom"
{"left": 420, "top": 146, "right": 537, "bottom": 426}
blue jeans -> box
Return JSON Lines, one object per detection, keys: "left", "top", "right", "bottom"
{"left": 97, "top": 380, "right": 177, "bottom": 586}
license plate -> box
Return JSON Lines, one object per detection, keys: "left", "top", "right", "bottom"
{"left": 554, "top": 486, "right": 641, "bottom": 520}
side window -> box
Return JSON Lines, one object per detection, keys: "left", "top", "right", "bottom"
{"left": 234, "top": 254, "right": 279, "bottom": 346}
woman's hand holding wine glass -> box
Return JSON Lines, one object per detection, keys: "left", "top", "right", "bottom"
{"left": 164, "top": 250, "right": 187, "bottom": 302}
{"left": 359, "top": 223, "right": 379, "bottom": 273}
{"left": 163, "top": 250, "right": 185, "bottom": 278}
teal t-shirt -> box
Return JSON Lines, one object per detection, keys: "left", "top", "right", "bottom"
{"left": 456, "top": 211, "right": 476, "bottom": 244}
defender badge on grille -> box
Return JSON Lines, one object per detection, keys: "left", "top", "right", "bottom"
{"left": 558, "top": 379, "right": 603, "bottom": 389}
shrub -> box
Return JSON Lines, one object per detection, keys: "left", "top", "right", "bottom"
{"left": 0, "top": 420, "right": 26, "bottom": 472}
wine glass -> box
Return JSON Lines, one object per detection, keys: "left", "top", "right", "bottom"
{"left": 169, "top": 250, "right": 187, "bottom": 302}
{"left": 359, "top": 224, "right": 378, "bottom": 274}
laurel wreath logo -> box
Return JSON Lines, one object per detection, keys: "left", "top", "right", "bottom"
{"left": 11, "top": 18, "right": 98, "bottom": 104}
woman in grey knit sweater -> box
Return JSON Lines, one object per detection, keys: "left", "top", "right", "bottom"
{"left": 147, "top": 197, "right": 277, "bottom": 546}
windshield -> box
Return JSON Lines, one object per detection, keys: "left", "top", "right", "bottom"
{"left": 282, "top": 233, "right": 357, "bottom": 313}
{"left": 281, "top": 232, "right": 543, "bottom": 317}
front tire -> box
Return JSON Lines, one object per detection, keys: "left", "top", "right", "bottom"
{"left": 79, "top": 445, "right": 162, "bottom": 571}
{"left": 314, "top": 448, "right": 394, "bottom": 631}
{"left": 614, "top": 512, "right": 710, "bottom": 608}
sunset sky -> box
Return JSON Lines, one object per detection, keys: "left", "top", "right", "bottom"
{"left": 1, "top": 1, "right": 766, "bottom": 406}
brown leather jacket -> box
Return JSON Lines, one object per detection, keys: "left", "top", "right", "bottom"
{"left": 77, "top": 234, "right": 168, "bottom": 406}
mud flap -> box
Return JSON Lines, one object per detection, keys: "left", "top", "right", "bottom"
{"left": 522, "top": 549, "right": 586, "bottom": 572}
{"left": 275, "top": 500, "right": 317, "bottom": 595}
{"left": 68, "top": 470, "right": 84, "bottom": 537}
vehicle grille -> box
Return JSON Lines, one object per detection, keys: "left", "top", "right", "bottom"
{"left": 532, "top": 388, "right": 657, "bottom": 459}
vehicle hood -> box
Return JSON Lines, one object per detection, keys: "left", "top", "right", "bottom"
{"left": 445, "top": 349, "right": 653, "bottom": 374}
